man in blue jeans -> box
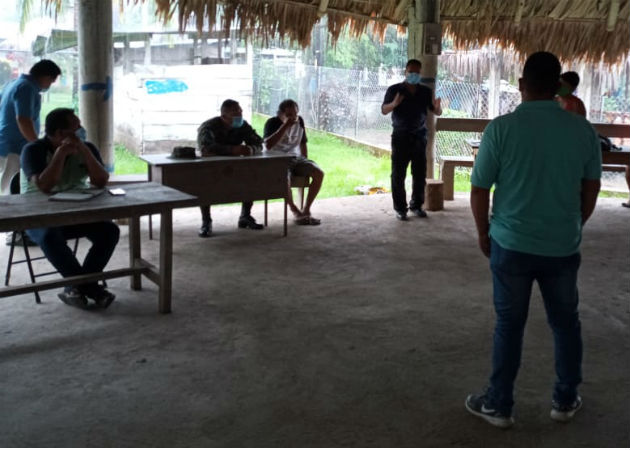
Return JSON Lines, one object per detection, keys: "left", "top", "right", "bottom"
{"left": 467, "top": 52, "right": 601, "bottom": 428}
{"left": 21, "top": 108, "right": 119, "bottom": 310}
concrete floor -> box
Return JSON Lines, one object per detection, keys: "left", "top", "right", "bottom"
{"left": 0, "top": 193, "right": 628, "bottom": 447}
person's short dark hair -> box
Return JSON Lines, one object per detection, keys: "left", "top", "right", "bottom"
{"left": 406, "top": 59, "right": 422, "bottom": 69}
{"left": 560, "top": 71, "right": 580, "bottom": 90}
{"left": 278, "top": 99, "right": 298, "bottom": 114}
{"left": 45, "top": 108, "right": 75, "bottom": 136}
{"left": 522, "top": 51, "right": 561, "bottom": 95}
{"left": 29, "top": 59, "right": 62, "bottom": 78}
{"left": 220, "top": 99, "right": 240, "bottom": 115}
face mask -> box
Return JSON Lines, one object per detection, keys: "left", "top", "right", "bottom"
{"left": 232, "top": 116, "right": 244, "bottom": 128}
{"left": 75, "top": 127, "right": 87, "bottom": 141}
{"left": 557, "top": 86, "right": 572, "bottom": 96}
{"left": 405, "top": 73, "right": 421, "bottom": 84}
{"left": 40, "top": 88, "right": 49, "bottom": 93}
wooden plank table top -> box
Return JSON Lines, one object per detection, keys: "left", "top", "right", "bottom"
{"left": 140, "top": 151, "right": 293, "bottom": 166}
{"left": 0, "top": 182, "right": 196, "bottom": 233}
{"left": 0, "top": 183, "right": 197, "bottom": 313}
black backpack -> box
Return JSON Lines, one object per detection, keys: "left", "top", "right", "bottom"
{"left": 599, "top": 134, "right": 621, "bottom": 152}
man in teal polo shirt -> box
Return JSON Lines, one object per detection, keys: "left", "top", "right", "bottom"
{"left": 465, "top": 52, "right": 601, "bottom": 428}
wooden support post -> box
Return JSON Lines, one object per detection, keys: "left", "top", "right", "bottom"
{"left": 144, "top": 34, "right": 152, "bottom": 65}
{"left": 407, "top": 0, "right": 441, "bottom": 180}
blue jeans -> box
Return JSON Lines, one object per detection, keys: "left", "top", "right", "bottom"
{"left": 26, "top": 222, "right": 120, "bottom": 296}
{"left": 486, "top": 238, "right": 582, "bottom": 415}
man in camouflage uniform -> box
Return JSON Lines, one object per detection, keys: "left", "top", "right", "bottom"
{"left": 196, "top": 99, "right": 264, "bottom": 237}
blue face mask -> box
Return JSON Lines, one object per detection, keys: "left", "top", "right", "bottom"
{"left": 232, "top": 116, "right": 244, "bottom": 128}
{"left": 405, "top": 73, "right": 421, "bottom": 85}
{"left": 75, "top": 127, "right": 87, "bottom": 141}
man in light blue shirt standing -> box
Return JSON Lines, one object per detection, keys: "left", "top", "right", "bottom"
{"left": 466, "top": 52, "right": 601, "bottom": 428}
{"left": 0, "top": 59, "right": 61, "bottom": 195}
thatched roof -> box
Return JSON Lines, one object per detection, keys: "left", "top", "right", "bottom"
{"left": 43, "top": 0, "right": 630, "bottom": 64}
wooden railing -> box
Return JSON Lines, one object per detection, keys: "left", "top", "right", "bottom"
{"left": 436, "top": 118, "right": 630, "bottom": 138}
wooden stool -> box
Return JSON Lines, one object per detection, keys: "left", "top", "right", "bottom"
{"left": 425, "top": 179, "right": 444, "bottom": 211}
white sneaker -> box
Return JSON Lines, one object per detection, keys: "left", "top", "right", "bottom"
{"left": 551, "top": 395, "right": 582, "bottom": 422}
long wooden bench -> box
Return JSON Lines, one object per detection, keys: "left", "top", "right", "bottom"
{"left": 435, "top": 119, "right": 630, "bottom": 199}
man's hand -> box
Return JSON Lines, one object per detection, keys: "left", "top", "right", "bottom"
{"left": 232, "top": 145, "right": 252, "bottom": 156}
{"left": 392, "top": 92, "right": 404, "bottom": 107}
{"left": 56, "top": 141, "right": 79, "bottom": 158}
{"left": 432, "top": 97, "right": 443, "bottom": 116}
{"left": 478, "top": 232, "right": 491, "bottom": 258}
{"left": 381, "top": 92, "right": 405, "bottom": 115}
{"left": 282, "top": 115, "right": 298, "bottom": 126}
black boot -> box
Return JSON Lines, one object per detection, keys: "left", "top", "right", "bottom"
{"left": 198, "top": 220, "right": 212, "bottom": 237}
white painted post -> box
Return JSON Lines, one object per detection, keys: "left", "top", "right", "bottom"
{"left": 77, "top": 0, "right": 114, "bottom": 170}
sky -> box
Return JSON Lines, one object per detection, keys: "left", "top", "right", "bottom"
{"left": 0, "top": 0, "right": 178, "bottom": 52}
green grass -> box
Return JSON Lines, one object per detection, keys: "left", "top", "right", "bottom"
{"left": 40, "top": 90, "right": 75, "bottom": 122}
{"left": 113, "top": 144, "right": 147, "bottom": 174}
{"left": 251, "top": 113, "right": 391, "bottom": 198}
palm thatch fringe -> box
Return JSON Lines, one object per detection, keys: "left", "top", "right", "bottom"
{"left": 41, "top": 0, "right": 630, "bottom": 65}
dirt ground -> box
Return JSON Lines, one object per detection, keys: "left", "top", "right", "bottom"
{"left": 0, "top": 193, "right": 628, "bottom": 447}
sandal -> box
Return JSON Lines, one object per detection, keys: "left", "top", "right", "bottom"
{"left": 295, "top": 215, "right": 321, "bottom": 226}
{"left": 622, "top": 202, "right": 630, "bottom": 208}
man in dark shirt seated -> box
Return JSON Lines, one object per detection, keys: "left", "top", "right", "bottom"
{"left": 21, "top": 108, "right": 119, "bottom": 309}
{"left": 196, "top": 99, "right": 265, "bottom": 237}
{"left": 382, "top": 59, "right": 442, "bottom": 220}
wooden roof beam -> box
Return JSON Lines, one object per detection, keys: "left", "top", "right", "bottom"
{"left": 317, "top": 0, "right": 329, "bottom": 18}
{"left": 514, "top": 0, "right": 525, "bottom": 26}
{"left": 607, "top": 0, "right": 621, "bottom": 31}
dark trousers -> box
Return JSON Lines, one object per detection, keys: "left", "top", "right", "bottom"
{"left": 487, "top": 238, "right": 582, "bottom": 415}
{"left": 200, "top": 202, "right": 253, "bottom": 224}
{"left": 26, "top": 222, "right": 120, "bottom": 296}
{"left": 390, "top": 131, "right": 427, "bottom": 213}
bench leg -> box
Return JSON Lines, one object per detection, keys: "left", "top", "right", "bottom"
{"left": 441, "top": 163, "right": 455, "bottom": 201}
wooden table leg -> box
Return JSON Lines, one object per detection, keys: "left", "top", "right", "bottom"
{"left": 158, "top": 208, "right": 173, "bottom": 314}
{"left": 129, "top": 215, "right": 142, "bottom": 290}
{"left": 264, "top": 199, "right": 268, "bottom": 227}
{"left": 283, "top": 198, "right": 288, "bottom": 237}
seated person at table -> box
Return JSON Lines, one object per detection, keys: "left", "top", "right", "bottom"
{"left": 556, "top": 71, "right": 586, "bottom": 117}
{"left": 196, "top": 99, "right": 264, "bottom": 237}
{"left": 263, "top": 99, "right": 324, "bottom": 225}
{"left": 20, "top": 108, "right": 119, "bottom": 309}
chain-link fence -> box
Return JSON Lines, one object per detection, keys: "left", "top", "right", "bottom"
{"left": 253, "top": 59, "right": 521, "bottom": 161}
{"left": 254, "top": 58, "right": 629, "bottom": 190}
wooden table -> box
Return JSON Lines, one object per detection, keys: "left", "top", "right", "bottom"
{"left": 601, "top": 149, "right": 630, "bottom": 166}
{"left": 141, "top": 152, "right": 294, "bottom": 236}
{"left": 0, "top": 183, "right": 196, "bottom": 313}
